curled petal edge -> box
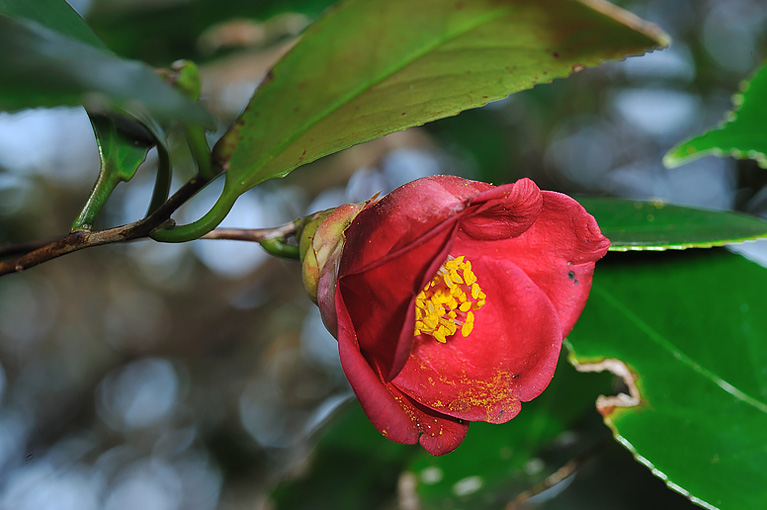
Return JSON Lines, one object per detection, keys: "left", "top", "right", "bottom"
{"left": 337, "top": 291, "right": 468, "bottom": 455}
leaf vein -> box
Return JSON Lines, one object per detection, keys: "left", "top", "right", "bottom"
{"left": 250, "top": 7, "right": 510, "bottom": 179}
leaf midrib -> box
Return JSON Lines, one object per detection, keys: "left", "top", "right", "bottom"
{"left": 243, "top": 6, "right": 511, "bottom": 183}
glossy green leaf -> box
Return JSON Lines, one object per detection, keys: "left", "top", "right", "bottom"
{"left": 567, "top": 250, "right": 767, "bottom": 510}
{"left": 407, "top": 356, "right": 612, "bottom": 510}
{"left": 578, "top": 197, "right": 767, "bottom": 250}
{"left": 91, "top": 116, "right": 156, "bottom": 183}
{"left": 0, "top": 15, "right": 213, "bottom": 127}
{"left": 71, "top": 115, "right": 155, "bottom": 230}
{"left": 158, "top": 0, "right": 669, "bottom": 241}
{"left": 664, "top": 60, "right": 767, "bottom": 169}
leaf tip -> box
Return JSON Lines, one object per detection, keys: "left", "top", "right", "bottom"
{"left": 661, "top": 150, "right": 683, "bottom": 169}
{"left": 662, "top": 139, "right": 706, "bottom": 169}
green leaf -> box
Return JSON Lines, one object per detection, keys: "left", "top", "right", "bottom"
{"left": 71, "top": 114, "right": 155, "bottom": 230}
{"left": 0, "top": 15, "right": 214, "bottom": 127}
{"left": 664, "top": 60, "right": 767, "bottom": 169}
{"left": 406, "top": 356, "right": 612, "bottom": 510}
{"left": 92, "top": 115, "right": 155, "bottom": 183}
{"left": 566, "top": 250, "right": 767, "bottom": 510}
{"left": 158, "top": 0, "right": 669, "bottom": 241}
{"left": 0, "top": 0, "right": 105, "bottom": 48}
{"left": 578, "top": 197, "right": 767, "bottom": 250}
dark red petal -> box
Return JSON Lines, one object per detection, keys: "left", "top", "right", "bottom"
{"left": 339, "top": 176, "right": 492, "bottom": 277}
{"left": 411, "top": 400, "right": 469, "bottom": 456}
{"left": 459, "top": 178, "right": 543, "bottom": 241}
{"left": 391, "top": 256, "right": 563, "bottom": 423}
{"left": 511, "top": 191, "right": 609, "bottom": 336}
{"left": 459, "top": 191, "right": 609, "bottom": 337}
{"left": 338, "top": 221, "right": 456, "bottom": 378}
{"left": 338, "top": 177, "right": 548, "bottom": 379}
{"left": 336, "top": 292, "right": 420, "bottom": 445}
{"left": 337, "top": 290, "right": 469, "bottom": 453}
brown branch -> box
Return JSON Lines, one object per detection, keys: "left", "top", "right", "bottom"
{"left": 0, "top": 239, "right": 51, "bottom": 259}
{"left": 200, "top": 221, "right": 297, "bottom": 242}
{"left": 0, "top": 175, "right": 209, "bottom": 276}
{"left": 0, "top": 176, "right": 304, "bottom": 276}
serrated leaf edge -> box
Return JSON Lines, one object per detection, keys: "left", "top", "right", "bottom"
{"left": 608, "top": 232, "right": 767, "bottom": 251}
{"left": 564, "top": 346, "right": 721, "bottom": 510}
{"left": 664, "top": 62, "right": 767, "bottom": 170}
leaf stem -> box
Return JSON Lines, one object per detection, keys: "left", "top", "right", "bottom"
{"left": 186, "top": 125, "right": 214, "bottom": 180}
{"left": 258, "top": 237, "right": 301, "bottom": 259}
{"left": 70, "top": 170, "right": 121, "bottom": 232}
{"left": 149, "top": 189, "right": 236, "bottom": 243}
{"left": 200, "top": 222, "right": 298, "bottom": 243}
{"left": 201, "top": 222, "right": 301, "bottom": 259}
{"left": 146, "top": 142, "right": 172, "bottom": 216}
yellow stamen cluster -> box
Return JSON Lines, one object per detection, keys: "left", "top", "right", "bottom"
{"left": 414, "top": 255, "right": 486, "bottom": 343}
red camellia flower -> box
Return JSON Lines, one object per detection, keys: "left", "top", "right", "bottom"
{"left": 299, "top": 176, "right": 610, "bottom": 455}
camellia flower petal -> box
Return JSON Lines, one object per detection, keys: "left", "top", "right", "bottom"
{"left": 299, "top": 175, "right": 610, "bottom": 456}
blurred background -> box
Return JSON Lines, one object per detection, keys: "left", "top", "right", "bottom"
{"left": 0, "top": 0, "right": 765, "bottom": 508}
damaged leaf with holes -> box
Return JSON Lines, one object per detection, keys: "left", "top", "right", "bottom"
{"left": 567, "top": 250, "right": 767, "bottom": 510}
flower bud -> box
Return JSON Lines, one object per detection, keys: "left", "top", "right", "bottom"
{"left": 298, "top": 203, "right": 365, "bottom": 304}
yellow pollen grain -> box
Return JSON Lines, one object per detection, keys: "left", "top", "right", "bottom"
{"left": 413, "top": 255, "right": 486, "bottom": 344}
{"left": 461, "top": 319, "right": 474, "bottom": 337}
